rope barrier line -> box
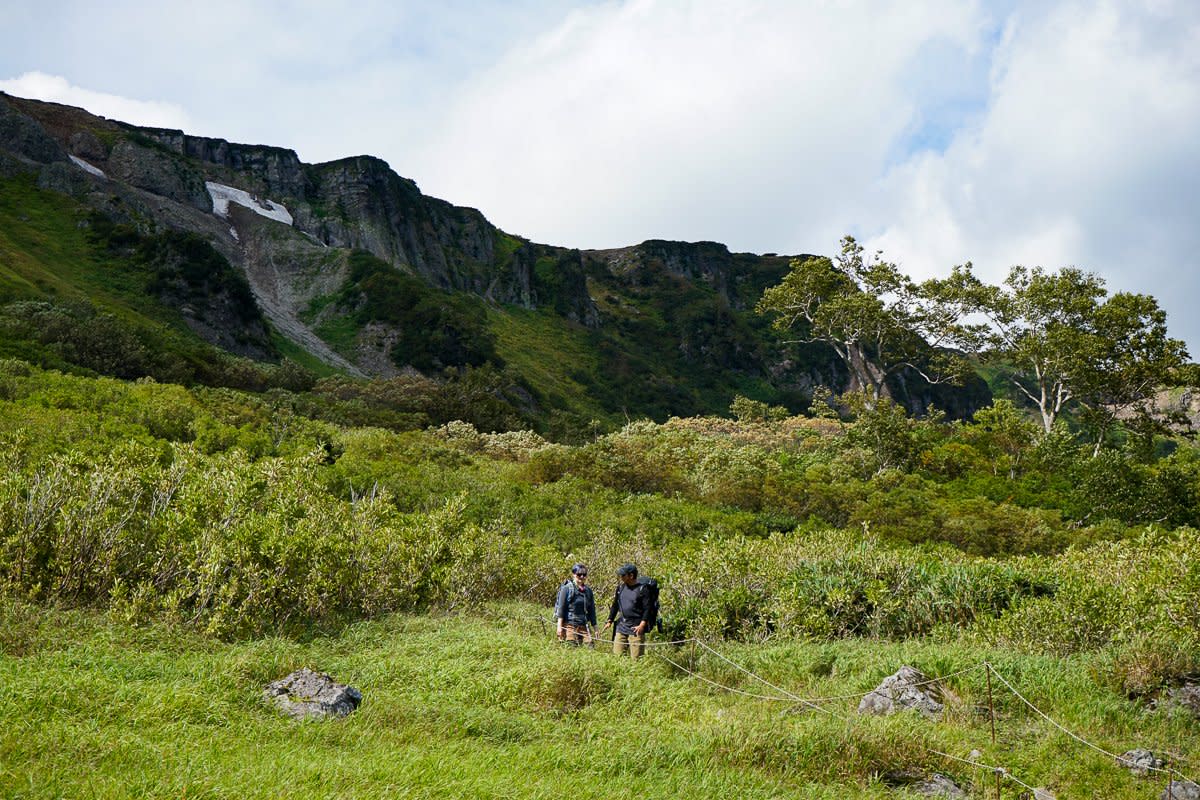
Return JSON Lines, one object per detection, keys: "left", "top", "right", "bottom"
{"left": 691, "top": 642, "right": 848, "bottom": 719}
{"left": 927, "top": 748, "right": 1042, "bottom": 795}
{"left": 696, "top": 641, "right": 813, "bottom": 702}
{"left": 691, "top": 641, "right": 986, "bottom": 706}
{"left": 792, "top": 662, "right": 988, "bottom": 703}
{"left": 634, "top": 635, "right": 701, "bottom": 649}
{"left": 986, "top": 662, "right": 1199, "bottom": 787}
{"left": 533, "top": 622, "right": 1197, "bottom": 788}
{"left": 658, "top": 643, "right": 1041, "bottom": 788}
{"left": 655, "top": 651, "right": 806, "bottom": 703}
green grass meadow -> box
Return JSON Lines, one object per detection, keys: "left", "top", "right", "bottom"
{"left": 3, "top": 599, "right": 1196, "bottom": 799}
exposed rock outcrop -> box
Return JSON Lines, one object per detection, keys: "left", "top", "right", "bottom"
{"left": 106, "top": 138, "right": 211, "bottom": 212}
{"left": 883, "top": 770, "right": 967, "bottom": 798}
{"left": 0, "top": 94, "right": 67, "bottom": 165}
{"left": 913, "top": 774, "right": 968, "bottom": 798}
{"left": 1166, "top": 683, "right": 1200, "bottom": 718}
{"left": 858, "top": 665, "right": 948, "bottom": 718}
{"left": 1163, "top": 781, "right": 1200, "bottom": 800}
{"left": 135, "top": 126, "right": 308, "bottom": 199}
{"left": 1120, "top": 748, "right": 1166, "bottom": 777}
{"left": 263, "top": 668, "right": 362, "bottom": 720}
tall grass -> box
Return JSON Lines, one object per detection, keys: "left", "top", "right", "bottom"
{"left": 2, "top": 601, "right": 1196, "bottom": 799}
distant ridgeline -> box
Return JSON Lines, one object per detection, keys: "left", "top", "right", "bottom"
{"left": 0, "top": 92, "right": 989, "bottom": 433}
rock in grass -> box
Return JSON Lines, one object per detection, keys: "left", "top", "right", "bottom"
{"left": 1163, "top": 781, "right": 1200, "bottom": 800}
{"left": 1120, "top": 748, "right": 1165, "bottom": 777}
{"left": 1166, "top": 684, "right": 1200, "bottom": 718}
{"left": 1018, "top": 790, "right": 1056, "bottom": 800}
{"left": 858, "top": 665, "right": 945, "bottom": 718}
{"left": 912, "top": 773, "right": 967, "bottom": 798}
{"left": 263, "top": 668, "right": 362, "bottom": 720}
{"left": 882, "top": 770, "right": 966, "bottom": 798}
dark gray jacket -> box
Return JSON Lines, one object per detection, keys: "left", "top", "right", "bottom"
{"left": 556, "top": 581, "right": 596, "bottom": 627}
{"left": 608, "top": 582, "right": 651, "bottom": 635}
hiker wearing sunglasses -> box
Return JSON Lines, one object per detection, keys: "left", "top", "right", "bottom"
{"left": 555, "top": 563, "right": 596, "bottom": 646}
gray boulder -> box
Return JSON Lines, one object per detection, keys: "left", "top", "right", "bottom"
{"left": 859, "top": 665, "right": 946, "bottom": 718}
{"left": 263, "top": 668, "right": 362, "bottom": 720}
{"left": 883, "top": 770, "right": 967, "bottom": 798}
{"left": 1163, "top": 781, "right": 1200, "bottom": 800}
{"left": 912, "top": 773, "right": 967, "bottom": 798}
{"left": 1166, "top": 684, "right": 1200, "bottom": 718}
{"left": 1120, "top": 748, "right": 1165, "bottom": 777}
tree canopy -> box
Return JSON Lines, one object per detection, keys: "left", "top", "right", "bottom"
{"left": 941, "top": 264, "right": 1189, "bottom": 437}
{"left": 756, "top": 236, "right": 969, "bottom": 406}
{"left": 758, "top": 238, "right": 1189, "bottom": 446}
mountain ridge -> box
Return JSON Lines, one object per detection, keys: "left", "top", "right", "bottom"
{"left": 0, "top": 91, "right": 988, "bottom": 429}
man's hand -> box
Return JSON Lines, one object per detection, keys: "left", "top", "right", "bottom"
{"left": 602, "top": 620, "right": 612, "bottom": 630}
{"left": 556, "top": 623, "right": 565, "bottom": 640}
{"left": 634, "top": 621, "right": 647, "bottom": 635}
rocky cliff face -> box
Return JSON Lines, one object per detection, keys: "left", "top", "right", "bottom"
{"left": 0, "top": 92, "right": 608, "bottom": 380}
{"left": 0, "top": 91, "right": 988, "bottom": 419}
{"left": 130, "top": 128, "right": 539, "bottom": 303}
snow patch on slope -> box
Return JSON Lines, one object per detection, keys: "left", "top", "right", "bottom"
{"left": 205, "top": 181, "right": 293, "bottom": 226}
{"left": 69, "top": 155, "right": 106, "bottom": 178}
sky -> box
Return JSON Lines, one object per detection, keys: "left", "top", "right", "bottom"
{"left": 3, "top": 0, "right": 1199, "bottom": 351}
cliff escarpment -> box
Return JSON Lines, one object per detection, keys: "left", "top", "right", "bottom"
{"left": 0, "top": 91, "right": 988, "bottom": 423}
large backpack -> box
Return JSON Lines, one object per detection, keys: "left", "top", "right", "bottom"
{"left": 638, "top": 577, "right": 661, "bottom": 631}
{"left": 552, "top": 578, "right": 573, "bottom": 620}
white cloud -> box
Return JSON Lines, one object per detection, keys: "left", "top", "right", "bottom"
{"left": 417, "top": 0, "right": 986, "bottom": 250}
{"left": 2, "top": 0, "right": 1198, "bottom": 350}
{"left": 863, "top": 0, "right": 1200, "bottom": 349}
{"left": 0, "top": 72, "right": 191, "bottom": 130}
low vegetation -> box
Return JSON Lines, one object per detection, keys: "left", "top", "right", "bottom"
{"left": 0, "top": 356, "right": 1197, "bottom": 796}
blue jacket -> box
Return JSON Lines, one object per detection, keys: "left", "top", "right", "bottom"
{"left": 556, "top": 581, "right": 596, "bottom": 627}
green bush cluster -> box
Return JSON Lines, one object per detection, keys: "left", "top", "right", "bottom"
{"left": 324, "top": 250, "right": 500, "bottom": 371}
{"left": 520, "top": 401, "right": 1200, "bottom": 555}
{"left": 0, "top": 442, "right": 560, "bottom": 638}
{"left": 1, "top": 358, "right": 1199, "bottom": 658}
{"left": 980, "top": 527, "right": 1200, "bottom": 654}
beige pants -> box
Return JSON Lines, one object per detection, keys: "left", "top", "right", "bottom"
{"left": 563, "top": 624, "right": 593, "bottom": 646}
{"left": 612, "top": 631, "right": 645, "bottom": 660}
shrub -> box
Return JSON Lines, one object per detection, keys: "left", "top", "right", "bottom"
{"left": 980, "top": 527, "right": 1200, "bottom": 654}
{"left": 1103, "top": 632, "right": 1200, "bottom": 699}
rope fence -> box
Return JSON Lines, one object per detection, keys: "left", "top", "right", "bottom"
{"left": 532, "top": 619, "right": 1199, "bottom": 796}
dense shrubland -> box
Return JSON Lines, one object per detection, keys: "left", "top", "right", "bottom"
{"left": 1, "top": 357, "right": 1198, "bottom": 674}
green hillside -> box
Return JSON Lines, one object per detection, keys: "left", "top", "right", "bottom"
{"left": 0, "top": 171, "right": 821, "bottom": 435}
{"left": 1, "top": 361, "right": 1198, "bottom": 797}
{"left": 0, "top": 173, "right": 296, "bottom": 389}
{"left": 3, "top": 92, "right": 1200, "bottom": 799}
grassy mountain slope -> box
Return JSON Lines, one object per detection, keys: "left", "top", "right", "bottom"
{"left": 0, "top": 92, "right": 989, "bottom": 432}
{"left": 0, "top": 173, "right": 289, "bottom": 385}
{"left": 0, "top": 347, "right": 1198, "bottom": 798}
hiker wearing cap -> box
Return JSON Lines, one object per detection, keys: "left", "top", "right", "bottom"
{"left": 603, "top": 563, "right": 653, "bottom": 660}
{"left": 555, "top": 564, "right": 596, "bottom": 646}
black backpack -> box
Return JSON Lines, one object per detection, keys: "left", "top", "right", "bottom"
{"left": 638, "top": 577, "right": 662, "bottom": 631}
